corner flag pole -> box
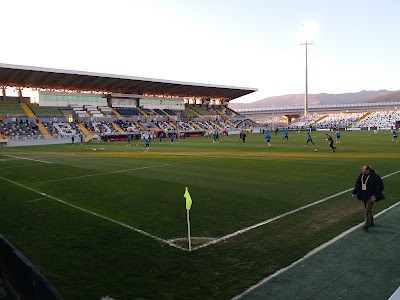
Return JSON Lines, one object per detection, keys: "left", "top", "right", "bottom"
{"left": 187, "top": 209, "right": 192, "bottom": 251}
{"left": 184, "top": 187, "right": 193, "bottom": 251}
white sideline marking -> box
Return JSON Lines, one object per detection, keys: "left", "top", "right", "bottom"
{"left": 0, "top": 176, "right": 188, "bottom": 252}
{"left": 389, "top": 286, "right": 400, "bottom": 300}
{"left": 232, "top": 200, "right": 400, "bottom": 300}
{"left": 3, "top": 155, "right": 52, "bottom": 164}
{"left": 32, "top": 157, "right": 217, "bottom": 184}
{"left": 193, "top": 169, "right": 400, "bottom": 251}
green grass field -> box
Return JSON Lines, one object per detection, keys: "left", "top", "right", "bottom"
{"left": 0, "top": 130, "right": 399, "bottom": 299}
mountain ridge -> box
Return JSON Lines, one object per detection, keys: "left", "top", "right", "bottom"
{"left": 229, "top": 90, "right": 400, "bottom": 109}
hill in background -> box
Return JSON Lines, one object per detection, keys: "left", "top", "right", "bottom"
{"left": 229, "top": 90, "right": 400, "bottom": 109}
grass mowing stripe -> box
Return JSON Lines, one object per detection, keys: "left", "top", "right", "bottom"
{"left": 0, "top": 175, "right": 189, "bottom": 252}
{"left": 194, "top": 169, "right": 400, "bottom": 251}
{"left": 233, "top": 200, "right": 400, "bottom": 300}
{"left": 0, "top": 163, "right": 49, "bottom": 170}
{"left": 3, "top": 155, "right": 53, "bottom": 164}
{"left": 29, "top": 156, "right": 218, "bottom": 184}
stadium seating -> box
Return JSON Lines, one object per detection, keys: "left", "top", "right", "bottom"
{"left": 163, "top": 109, "right": 178, "bottom": 116}
{"left": 116, "top": 107, "right": 143, "bottom": 116}
{"left": 352, "top": 110, "right": 400, "bottom": 129}
{"left": 28, "top": 104, "right": 66, "bottom": 117}
{"left": 83, "top": 121, "right": 118, "bottom": 135}
{"left": 191, "top": 106, "right": 212, "bottom": 116}
{"left": 0, "top": 121, "right": 41, "bottom": 138}
{"left": 116, "top": 120, "right": 139, "bottom": 132}
{"left": 314, "top": 112, "right": 365, "bottom": 128}
{"left": 181, "top": 108, "right": 198, "bottom": 118}
{"left": 0, "top": 101, "right": 28, "bottom": 117}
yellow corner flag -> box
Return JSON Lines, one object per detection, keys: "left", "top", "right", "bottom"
{"left": 184, "top": 187, "right": 192, "bottom": 210}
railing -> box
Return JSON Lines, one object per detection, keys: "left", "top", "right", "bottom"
{"left": 235, "top": 102, "right": 400, "bottom": 113}
{"left": 0, "top": 234, "right": 63, "bottom": 299}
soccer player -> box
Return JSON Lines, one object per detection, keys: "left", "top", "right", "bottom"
{"left": 305, "top": 132, "right": 315, "bottom": 145}
{"left": 393, "top": 130, "right": 398, "bottom": 142}
{"left": 274, "top": 128, "right": 279, "bottom": 135}
{"left": 170, "top": 133, "right": 175, "bottom": 143}
{"left": 283, "top": 130, "right": 289, "bottom": 141}
{"left": 265, "top": 131, "right": 271, "bottom": 147}
{"left": 325, "top": 134, "right": 337, "bottom": 152}
{"left": 145, "top": 136, "right": 151, "bottom": 151}
{"left": 352, "top": 165, "right": 385, "bottom": 231}
{"left": 158, "top": 132, "right": 163, "bottom": 143}
{"left": 335, "top": 130, "right": 341, "bottom": 143}
{"left": 126, "top": 134, "right": 132, "bottom": 146}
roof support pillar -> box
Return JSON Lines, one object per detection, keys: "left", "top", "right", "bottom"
{"left": 1, "top": 86, "right": 6, "bottom": 100}
{"left": 17, "top": 87, "right": 23, "bottom": 101}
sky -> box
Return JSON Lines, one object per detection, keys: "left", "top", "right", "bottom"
{"left": 1, "top": 0, "right": 399, "bottom": 103}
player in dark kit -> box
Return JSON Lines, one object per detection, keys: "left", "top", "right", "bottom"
{"left": 325, "top": 134, "right": 337, "bottom": 152}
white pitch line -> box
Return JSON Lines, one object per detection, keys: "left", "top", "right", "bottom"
{"left": 31, "top": 157, "right": 217, "bottom": 184}
{"left": 193, "top": 169, "right": 400, "bottom": 251}
{"left": 0, "top": 176, "right": 188, "bottom": 252}
{"left": 232, "top": 200, "right": 400, "bottom": 300}
{"left": 3, "top": 155, "right": 52, "bottom": 164}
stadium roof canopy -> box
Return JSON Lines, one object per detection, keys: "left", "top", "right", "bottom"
{"left": 0, "top": 63, "right": 257, "bottom": 100}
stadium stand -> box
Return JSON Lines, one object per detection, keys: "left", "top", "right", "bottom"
{"left": 352, "top": 110, "right": 400, "bottom": 129}
{"left": 28, "top": 104, "right": 66, "bottom": 117}
{"left": 181, "top": 107, "right": 198, "bottom": 118}
{"left": 83, "top": 121, "right": 119, "bottom": 135}
{"left": 116, "top": 107, "right": 143, "bottom": 117}
{"left": 153, "top": 109, "right": 166, "bottom": 116}
{"left": 289, "top": 114, "right": 326, "bottom": 129}
{"left": 0, "top": 120, "right": 41, "bottom": 138}
{"left": 314, "top": 112, "right": 365, "bottom": 128}
{"left": 0, "top": 100, "right": 28, "bottom": 117}
{"left": 163, "top": 109, "right": 178, "bottom": 116}
{"left": 116, "top": 120, "right": 139, "bottom": 133}
{"left": 191, "top": 106, "right": 213, "bottom": 117}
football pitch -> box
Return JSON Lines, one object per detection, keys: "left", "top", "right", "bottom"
{"left": 0, "top": 130, "right": 399, "bottom": 299}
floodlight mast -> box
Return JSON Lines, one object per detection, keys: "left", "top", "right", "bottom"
{"left": 300, "top": 41, "right": 313, "bottom": 116}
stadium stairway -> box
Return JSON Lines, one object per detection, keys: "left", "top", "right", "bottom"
{"left": 77, "top": 124, "right": 90, "bottom": 136}
{"left": 137, "top": 107, "right": 148, "bottom": 117}
{"left": 36, "top": 123, "right": 52, "bottom": 140}
{"left": 190, "top": 121, "right": 203, "bottom": 130}
{"left": 163, "top": 110, "right": 174, "bottom": 118}
{"left": 134, "top": 121, "right": 146, "bottom": 132}
{"left": 189, "top": 107, "right": 202, "bottom": 117}
{"left": 20, "top": 104, "right": 36, "bottom": 118}
{"left": 351, "top": 112, "right": 371, "bottom": 127}
{"left": 111, "top": 108, "right": 123, "bottom": 119}
{"left": 168, "top": 122, "right": 177, "bottom": 129}
{"left": 85, "top": 134, "right": 100, "bottom": 143}
{"left": 227, "top": 120, "right": 238, "bottom": 128}
{"left": 111, "top": 123, "right": 125, "bottom": 133}
{"left": 311, "top": 115, "right": 328, "bottom": 126}
{"left": 210, "top": 121, "right": 223, "bottom": 130}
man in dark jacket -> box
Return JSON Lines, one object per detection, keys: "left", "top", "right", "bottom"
{"left": 352, "top": 165, "right": 385, "bottom": 231}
